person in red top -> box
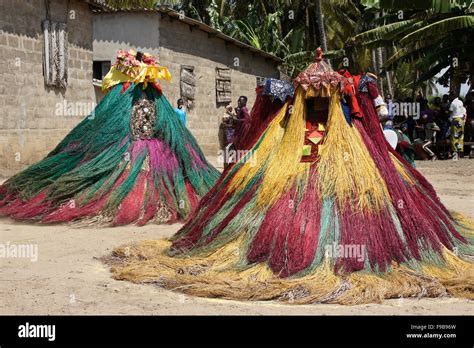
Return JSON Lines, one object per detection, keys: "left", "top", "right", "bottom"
{"left": 233, "top": 96, "right": 251, "bottom": 149}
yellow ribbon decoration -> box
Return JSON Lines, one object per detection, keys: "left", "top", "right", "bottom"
{"left": 102, "top": 62, "right": 172, "bottom": 92}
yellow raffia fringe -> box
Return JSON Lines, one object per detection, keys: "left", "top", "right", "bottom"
{"left": 227, "top": 86, "right": 391, "bottom": 211}
{"left": 390, "top": 153, "right": 414, "bottom": 185}
{"left": 421, "top": 249, "right": 474, "bottom": 300}
{"left": 226, "top": 95, "right": 310, "bottom": 207}
{"left": 256, "top": 88, "right": 308, "bottom": 206}
{"left": 104, "top": 213, "right": 474, "bottom": 305}
{"left": 226, "top": 102, "right": 289, "bottom": 192}
{"left": 307, "top": 85, "right": 333, "bottom": 98}
{"left": 317, "top": 94, "right": 390, "bottom": 212}
{"left": 451, "top": 211, "right": 474, "bottom": 232}
{"left": 107, "top": 236, "right": 343, "bottom": 302}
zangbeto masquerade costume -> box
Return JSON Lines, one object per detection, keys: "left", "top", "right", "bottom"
{"left": 0, "top": 50, "right": 219, "bottom": 226}
{"left": 106, "top": 49, "right": 474, "bottom": 304}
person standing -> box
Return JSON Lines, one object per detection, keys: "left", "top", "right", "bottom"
{"left": 440, "top": 94, "right": 451, "bottom": 138}
{"left": 221, "top": 105, "right": 237, "bottom": 168}
{"left": 449, "top": 92, "right": 466, "bottom": 161}
{"left": 432, "top": 96, "right": 444, "bottom": 140}
{"left": 233, "top": 96, "right": 250, "bottom": 148}
{"left": 385, "top": 93, "right": 394, "bottom": 127}
{"left": 222, "top": 105, "right": 236, "bottom": 147}
{"left": 174, "top": 98, "right": 187, "bottom": 126}
{"left": 404, "top": 97, "right": 415, "bottom": 142}
{"left": 464, "top": 92, "right": 474, "bottom": 158}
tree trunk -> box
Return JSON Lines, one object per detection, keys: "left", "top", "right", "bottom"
{"left": 374, "top": 12, "right": 384, "bottom": 95}
{"left": 305, "top": 1, "right": 312, "bottom": 51}
{"left": 384, "top": 48, "right": 394, "bottom": 96}
{"left": 450, "top": 64, "right": 463, "bottom": 96}
{"left": 376, "top": 47, "right": 384, "bottom": 95}
{"left": 376, "top": 47, "right": 383, "bottom": 73}
{"left": 371, "top": 49, "right": 377, "bottom": 74}
{"left": 315, "top": 0, "right": 327, "bottom": 52}
{"left": 306, "top": 0, "right": 318, "bottom": 52}
{"left": 412, "top": 67, "right": 418, "bottom": 100}
{"left": 219, "top": 0, "right": 225, "bottom": 17}
{"left": 469, "top": 61, "right": 474, "bottom": 94}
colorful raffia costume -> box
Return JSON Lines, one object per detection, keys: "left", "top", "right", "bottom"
{"left": 0, "top": 50, "right": 219, "bottom": 226}
{"left": 106, "top": 49, "right": 474, "bottom": 304}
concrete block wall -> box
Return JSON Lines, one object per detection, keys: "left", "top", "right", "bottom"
{"left": 93, "top": 12, "right": 280, "bottom": 163}
{"left": 0, "top": 5, "right": 280, "bottom": 176}
{"left": 158, "top": 17, "right": 280, "bottom": 160}
{"left": 92, "top": 12, "right": 160, "bottom": 61}
{"left": 0, "top": 0, "right": 96, "bottom": 177}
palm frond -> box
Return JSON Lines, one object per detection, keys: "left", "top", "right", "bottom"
{"left": 400, "top": 15, "right": 474, "bottom": 43}
{"left": 349, "top": 19, "right": 419, "bottom": 45}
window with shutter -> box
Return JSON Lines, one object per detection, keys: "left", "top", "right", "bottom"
{"left": 216, "top": 67, "right": 232, "bottom": 105}
{"left": 180, "top": 65, "right": 196, "bottom": 109}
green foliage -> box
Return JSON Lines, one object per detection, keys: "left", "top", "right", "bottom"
{"left": 104, "top": 0, "right": 473, "bottom": 92}
{"left": 400, "top": 15, "right": 474, "bottom": 44}
{"left": 350, "top": 19, "right": 420, "bottom": 45}
{"left": 347, "top": 0, "right": 474, "bottom": 95}
{"left": 379, "top": 0, "right": 472, "bottom": 13}
{"left": 361, "top": 0, "right": 380, "bottom": 9}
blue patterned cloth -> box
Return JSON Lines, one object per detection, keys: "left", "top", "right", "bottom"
{"left": 262, "top": 78, "right": 295, "bottom": 102}
{"left": 358, "top": 75, "right": 376, "bottom": 93}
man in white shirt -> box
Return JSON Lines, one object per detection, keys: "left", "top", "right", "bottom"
{"left": 449, "top": 93, "right": 466, "bottom": 161}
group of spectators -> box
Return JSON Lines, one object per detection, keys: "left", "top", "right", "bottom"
{"left": 386, "top": 91, "right": 474, "bottom": 161}
{"left": 174, "top": 89, "right": 474, "bottom": 163}
{"left": 174, "top": 96, "right": 250, "bottom": 146}
{"left": 174, "top": 96, "right": 250, "bottom": 167}
{"left": 220, "top": 96, "right": 250, "bottom": 149}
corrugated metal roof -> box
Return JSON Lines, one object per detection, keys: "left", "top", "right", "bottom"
{"left": 90, "top": 5, "right": 282, "bottom": 63}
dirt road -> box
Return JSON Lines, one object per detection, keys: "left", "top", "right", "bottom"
{"left": 1, "top": 159, "right": 473, "bottom": 315}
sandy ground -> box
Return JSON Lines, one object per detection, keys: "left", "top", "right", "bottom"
{"left": 0, "top": 159, "right": 473, "bottom": 315}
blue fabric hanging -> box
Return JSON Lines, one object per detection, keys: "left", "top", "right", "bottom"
{"left": 262, "top": 78, "right": 294, "bottom": 102}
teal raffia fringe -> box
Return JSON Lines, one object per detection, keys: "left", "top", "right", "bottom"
{"left": 0, "top": 83, "right": 220, "bottom": 226}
